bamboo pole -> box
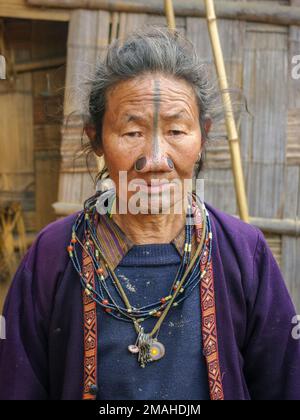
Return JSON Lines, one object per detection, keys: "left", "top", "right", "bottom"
{"left": 248, "top": 217, "right": 300, "bottom": 237}
{"left": 0, "top": 55, "right": 5, "bottom": 79}
{"left": 164, "top": 0, "right": 176, "bottom": 32}
{"left": 204, "top": 0, "right": 249, "bottom": 222}
{"left": 0, "top": 20, "right": 5, "bottom": 79}
{"left": 27, "top": 0, "right": 300, "bottom": 27}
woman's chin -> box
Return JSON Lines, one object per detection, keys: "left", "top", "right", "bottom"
{"left": 127, "top": 190, "right": 184, "bottom": 215}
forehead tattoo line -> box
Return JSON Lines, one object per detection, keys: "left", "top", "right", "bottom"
{"left": 152, "top": 79, "right": 161, "bottom": 164}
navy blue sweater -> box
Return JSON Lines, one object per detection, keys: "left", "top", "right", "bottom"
{"left": 96, "top": 243, "right": 210, "bottom": 400}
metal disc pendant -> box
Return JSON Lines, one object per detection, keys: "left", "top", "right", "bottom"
{"left": 149, "top": 341, "right": 165, "bottom": 361}
{"left": 128, "top": 344, "right": 139, "bottom": 354}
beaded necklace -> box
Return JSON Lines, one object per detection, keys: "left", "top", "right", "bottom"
{"left": 68, "top": 192, "right": 213, "bottom": 368}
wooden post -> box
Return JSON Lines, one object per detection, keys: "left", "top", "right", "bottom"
{"left": 0, "top": 55, "right": 5, "bottom": 79}
{"left": 204, "top": 0, "right": 249, "bottom": 222}
{"left": 0, "top": 20, "right": 5, "bottom": 79}
{"left": 54, "top": 10, "right": 111, "bottom": 214}
{"left": 164, "top": 0, "right": 176, "bottom": 31}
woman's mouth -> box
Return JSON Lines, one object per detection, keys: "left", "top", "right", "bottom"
{"left": 131, "top": 180, "right": 175, "bottom": 194}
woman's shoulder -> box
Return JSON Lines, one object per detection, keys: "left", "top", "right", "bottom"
{"left": 4, "top": 212, "right": 83, "bottom": 324}
{"left": 24, "top": 211, "right": 81, "bottom": 274}
{"left": 35, "top": 212, "right": 80, "bottom": 243}
{"left": 205, "top": 201, "right": 264, "bottom": 256}
{"left": 204, "top": 203, "right": 278, "bottom": 312}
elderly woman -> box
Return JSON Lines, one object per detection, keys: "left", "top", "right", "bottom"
{"left": 0, "top": 28, "right": 299, "bottom": 401}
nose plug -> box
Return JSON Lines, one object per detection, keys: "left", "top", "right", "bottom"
{"left": 134, "top": 156, "right": 175, "bottom": 172}
{"left": 167, "top": 157, "right": 174, "bottom": 169}
{"left": 134, "top": 156, "right": 147, "bottom": 171}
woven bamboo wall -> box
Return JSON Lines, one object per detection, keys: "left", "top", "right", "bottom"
{"left": 56, "top": 0, "right": 299, "bottom": 311}
{"left": 282, "top": 0, "right": 300, "bottom": 311}
{"left": 0, "top": 19, "right": 67, "bottom": 227}
{"left": 0, "top": 20, "right": 35, "bottom": 233}
{"left": 0, "top": 18, "right": 67, "bottom": 309}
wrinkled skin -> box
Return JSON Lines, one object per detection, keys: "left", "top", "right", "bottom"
{"left": 86, "top": 73, "right": 209, "bottom": 244}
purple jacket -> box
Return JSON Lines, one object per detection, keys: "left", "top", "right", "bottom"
{"left": 0, "top": 203, "right": 299, "bottom": 400}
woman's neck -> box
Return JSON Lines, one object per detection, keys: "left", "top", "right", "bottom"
{"left": 111, "top": 210, "right": 186, "bottom": 245}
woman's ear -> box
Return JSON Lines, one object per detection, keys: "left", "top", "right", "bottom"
{"left": 204, "top": 117, "right": 212, "bottom": 135}
{"left": 200, "top": 117, "right": 212, "bottom": 149}
{"left": 84, "top": 124, "right": 103, "bottom": 156}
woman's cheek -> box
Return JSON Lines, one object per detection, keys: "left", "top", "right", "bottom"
{"left": 176, "top": 136, "right": 201, "bottom": 174}
{"left": 103, "top": 135, "right": 134, "bottom": 173}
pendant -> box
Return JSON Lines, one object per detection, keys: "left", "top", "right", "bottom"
{"left": 128, "top": 344, "right": 139, "bottom": 354}
{"left": 149, "top": 340, "right": 165, "bottom": 361}
{"left": 128, "top": 328, "right": 165, "bottom": 368}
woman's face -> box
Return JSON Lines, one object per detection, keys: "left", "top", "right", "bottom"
{"left": 98, "top": 73, "right": 203, "bottom": 212}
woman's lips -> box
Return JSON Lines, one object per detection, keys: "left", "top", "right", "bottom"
{"left": 131, "top": 181, "right": 175, "bottom": 194}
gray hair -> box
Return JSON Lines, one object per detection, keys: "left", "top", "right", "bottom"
{"left": 85, "top": 26, "right": 216, "bottom": 179}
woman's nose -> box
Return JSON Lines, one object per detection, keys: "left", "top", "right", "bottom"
{"left": 134, "top": 131, "right": 175, "bottom": 173}
{"left": 134, "top": 155, "right": 174, "bottom": 173}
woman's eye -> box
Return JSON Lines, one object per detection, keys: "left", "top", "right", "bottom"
{"left": 124, "top": 132, "right": 143, "bottom": 138}
{"left": 169, "top": 130, "right": 185, "bottom": 136}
